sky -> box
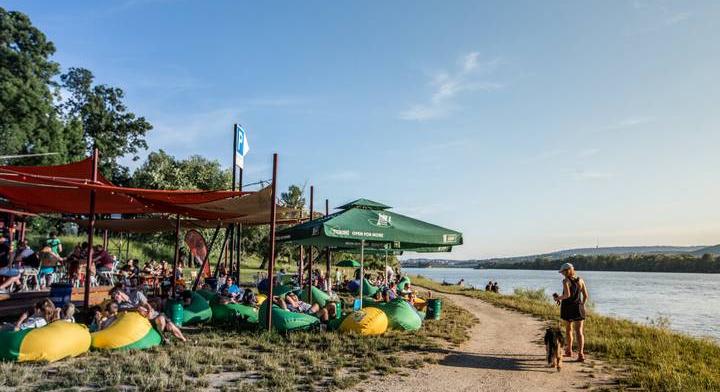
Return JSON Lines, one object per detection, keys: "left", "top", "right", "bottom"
{"left": 5, "top": 0, "right": 720, "bottom": 259}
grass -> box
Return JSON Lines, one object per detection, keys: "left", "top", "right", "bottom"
{"left": 0, "top": 300, "right": 475, "bottom": 391}
{"left": 411, "top": 274, "right": 720, "bottom": 392}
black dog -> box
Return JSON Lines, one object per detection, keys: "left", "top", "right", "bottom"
{"left": 544, "top": 327, "right": 565, "bottom": 371}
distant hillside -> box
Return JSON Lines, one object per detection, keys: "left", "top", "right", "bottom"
{"left": 401, "top": 244, "right": 720, "bottom": 269}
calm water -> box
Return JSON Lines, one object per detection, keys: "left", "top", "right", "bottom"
{"left": 404, "top": 268, "right": 720, "bottom": 340}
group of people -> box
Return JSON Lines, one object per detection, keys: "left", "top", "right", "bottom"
{"left": 0, "top": 233, "right": 67, "bottom": 292}
{"left": 1, "top": 298, "right": 75, "bottom": 331}
{"left": 485, "top": 280, "right": 500, "bottom": 293}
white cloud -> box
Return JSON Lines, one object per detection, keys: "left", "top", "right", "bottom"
{"left": 399, "top": 52, "right": 503, "bottom": 121}
{"left": 603, "top": 116, "right": 656, "bottom": 131}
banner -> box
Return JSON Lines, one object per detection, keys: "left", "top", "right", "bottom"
{"left": 235, "top": 125, "right": 249, "bottom": 169}
{"left": 184, "top": 229, "right": 210, "bottom": 278}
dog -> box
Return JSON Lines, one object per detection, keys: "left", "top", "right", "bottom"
{"left": 544, "top": 327, "right": 565, "bottom": 372}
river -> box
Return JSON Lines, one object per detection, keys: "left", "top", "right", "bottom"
{"left": 404, "top": 267, "right": 720, "bottom": 341}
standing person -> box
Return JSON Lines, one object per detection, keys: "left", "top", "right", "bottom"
{"left": 334, "top": 268, "right": 343, "bottom": 291}
{"left": 553, "top": 263, "right": 589, "bottom": 362}
{"left": 0, "top": 236, "right": 10, "bottom": 268}
{"left": 46, "top": 232, "right": 63, "bottom": 256}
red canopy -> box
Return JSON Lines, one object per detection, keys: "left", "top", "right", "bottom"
{"left": 0, "top": 157, "right": 282, "bottom": 221}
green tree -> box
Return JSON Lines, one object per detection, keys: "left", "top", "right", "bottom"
{"left": 131, "top": 149, "right": 231, "bottom": 190}
{"left": 60, "top": 67, "right": 153, "bottom": 183}
{"left": 0, "top": 8, "right": 72, "bottom": 165}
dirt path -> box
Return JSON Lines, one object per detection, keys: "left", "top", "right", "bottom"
{"left": 359, "top": 292, "right": 616, "bottom": 392}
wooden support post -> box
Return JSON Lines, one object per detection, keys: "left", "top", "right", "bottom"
{"left": 171, "top": 215, "right": 181, "bottom": 297}
{"left": 306, "top": 185, "right": 314, "bottom": 302}
{"left": 83, "top": 148, "right": 99, "bottom": 309}
{"left": 265, "top": 153, "right": 279, "bottom": 332}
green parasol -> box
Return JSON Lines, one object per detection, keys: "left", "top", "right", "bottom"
{"left": 336, "top": 259, "right": 361, "bottom": 268}
{"left": 277, "top": 199, "right": 463, "bottom": 307}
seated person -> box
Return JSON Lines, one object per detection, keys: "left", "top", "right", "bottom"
{"left": 110, "top": 286, "right": 149, "bottom": 311}
{"left": 241, "top": 289, "right": 257, "bottom": 307}
{"left": 219, "top": 276, "right": 242, "bottom": 299}
{"left": 58, "top": 303, "right": 76, "bottom": 322}
{"left": 371, "top": 290, "right": 383, "bottom": 302}
{"left": 0, "top": 267, "right": 22, "bottom": 294}
{"left": 382, "top": 282, "right": 398, "bottom": 302}
{"left": 99, "top": 302, "right": 119, "bottom": 330}
{"left": 277, "top": 292, "right": 329, "bottom": 322}
{"left": 93, "top": 245, "right": 114, "bottom": 272}
{"left": 3, "top": 299, "right": 56, "bottom": 331}
{"left": 138, "top": 297, "right": 187, "bottom": 343}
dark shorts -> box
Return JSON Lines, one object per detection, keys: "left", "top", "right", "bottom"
{"left": 560, "top": 302, "right": 586, "bottom": 322}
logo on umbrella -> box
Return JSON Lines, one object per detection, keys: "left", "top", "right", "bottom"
{"left": 370, "top": 213, "right": 392, "bottom": 227}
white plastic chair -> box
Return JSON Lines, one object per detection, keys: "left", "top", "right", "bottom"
{"left": 98, "top": 259, "right": 119, "bottom": 286}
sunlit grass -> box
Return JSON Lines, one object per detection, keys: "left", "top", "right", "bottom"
{"left": 0, "top": 299, "right": 475, "bottom": 391}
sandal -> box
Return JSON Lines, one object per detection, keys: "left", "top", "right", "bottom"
{"left": 577, "top": 354, "right": 586, "bottom": 362}
{"left": 563, "top": 351, "right": 573, "bottom": 358}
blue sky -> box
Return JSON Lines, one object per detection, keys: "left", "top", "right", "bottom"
{"left": 6, "top": 1, "right": 720, "bottom": 259}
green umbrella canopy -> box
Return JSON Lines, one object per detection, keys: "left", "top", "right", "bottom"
{"left": 276, "top": 198, "right": 463, "bottom": 250}
{"left": 336, "top": 259, "right": 361, "bottom": 268}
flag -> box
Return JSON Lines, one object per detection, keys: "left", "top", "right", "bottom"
{"left": 235, "top": 125, "right": 250, "bottom": 169}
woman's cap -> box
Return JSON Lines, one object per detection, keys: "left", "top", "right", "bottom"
{"left": 559, "top": 263, "right": 574, "bottom": 272}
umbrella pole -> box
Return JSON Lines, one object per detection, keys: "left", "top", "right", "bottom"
{"left": 384, "top": 249, "right": 388, "bottom": 284}
{"left": 359, "top": 240, "right": 365, "bottom": 309}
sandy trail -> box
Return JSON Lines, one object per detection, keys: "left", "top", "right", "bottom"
{"left": 359, "top": 292, "right": 615, "bottom": 392}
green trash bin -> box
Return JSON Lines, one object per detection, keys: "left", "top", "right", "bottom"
{"left": 165, "top": 300, "right": 185, "bottom": 327}
{"left": 425, "top": 298, "right": 442, "bottom": 320}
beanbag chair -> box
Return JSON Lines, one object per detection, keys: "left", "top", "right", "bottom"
{"left": 258, "top": 302, "right": 320, "bottom": 333}
{"left": 299, "top": 286, "right": 330, "bottom": 307}
{"left": 256, "top": 294, "right": 267, "bottom": 304}
{"left": 397, "top": 276, "right": 411, "bottom": 292}
{"left": 369, "top": 299, "right": 422, "bottom": 331}
{"left": 352, "top": 279, "right": 380, "bottom": 297}
{"left": 0, "top": 321, "right": 91, "bottom": 362}
{"left": 182, "top": 292, "right": 212, "bottom": 325}
{"left": 91, "top": 312, "right": 162, "bottom": 350}
{"left": 195, "top": 289, "right": 219, "bottom": 303}
{"left": 339, "top": 307, "right": 388, "bottom": 336}
{"left": 211, "top": 302, "right": 258, "bottom": 324}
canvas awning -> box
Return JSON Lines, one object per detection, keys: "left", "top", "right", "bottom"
{"left": 0, "top": 158, "right": 287, "bottom": 221}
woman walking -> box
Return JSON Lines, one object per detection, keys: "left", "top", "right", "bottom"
{"left": 553, "top": 263, "right": 589, "bottom": 361}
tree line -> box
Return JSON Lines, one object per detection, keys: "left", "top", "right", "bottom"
{"left": 483, "top": 254, "right": 720, "bottom": 273}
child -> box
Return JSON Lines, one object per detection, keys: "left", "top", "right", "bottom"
{"left": 60, "top": 303, "right": 76, "bottom": 322}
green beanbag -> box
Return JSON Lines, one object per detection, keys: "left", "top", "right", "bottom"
{"left": 355, "top": 279, "right": 380, "bottom": 297}
{"left": 196, "top": 289, "right": 219, "bottom": 304}
{"left": 369, "top": 298, "right": 423, "bottom": 331}
{"left": 299, "top": 286, "right": 330, "bottom": 307}
{"left": 258, "top": 302, "right": 320, "bottom": 333}
{"left": 182, "top": 292, "right": 212, "bottom": 325}
{"left": 211, "top": 302, "right": 258, "bottom": 324}
{"left": 397, "top": 276, "right": 411, "bottom": 292}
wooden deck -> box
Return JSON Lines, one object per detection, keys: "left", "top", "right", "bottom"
{"left": 0, "top": 286, "right": 111, "bottom": 316}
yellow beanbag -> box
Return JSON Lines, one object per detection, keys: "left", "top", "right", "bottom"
{"left": 0, "top": 321, "right": 91, "bottom": 363}
{"left": 91, "top": 312, "right": 162, "bottom": 350}
{"left": 256, "top": 294, "right": 267, "bottom": 305}
{"left": 413, "top": 297, "right": 427, "bottom": 311}
{"left": 339, "top": 307, "right": 388, "bottom": 336}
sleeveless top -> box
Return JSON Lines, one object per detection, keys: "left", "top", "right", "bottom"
{"left": 560, "top": 276, "right": 586, "bottom": 321}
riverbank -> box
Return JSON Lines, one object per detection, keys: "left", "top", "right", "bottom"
{"left": 0, "top": 300, "right": 475, "bottom": 391}
{"left": 411, "top": 275, "right": 720, "bottom": 391}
